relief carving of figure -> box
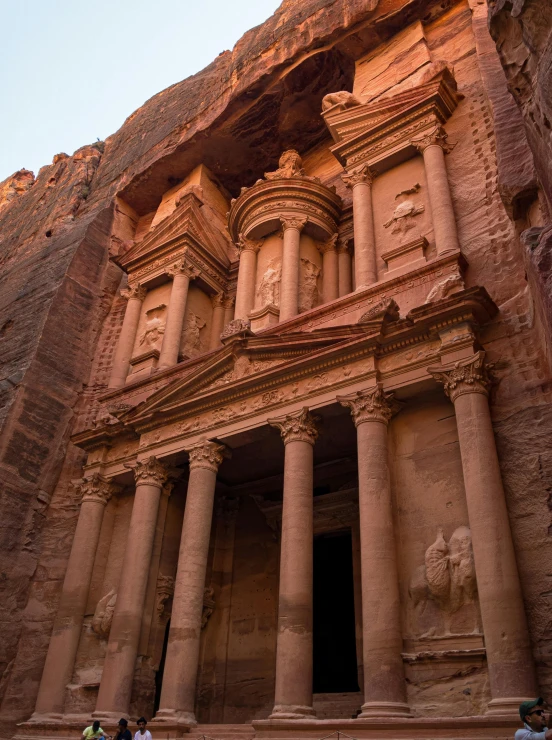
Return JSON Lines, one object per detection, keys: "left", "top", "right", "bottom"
{"left": 321, "top": 91, "right": 361, "bottom": 112}
{"left": 299, "top": 258, "right": 321, "bottom": 313}
{"left": 91, "top": 589, "right": 117, "bottom": 639}
{"left": 182, "top": 312, "right": 206, "bottom": 358}
{"left": 383, "top": 184, "right": 425, "bottom": 244}
{"left": 409, "top": 526, "right": 478, "bottom": 636}
{"left": 256, "top": 258, "right": 281, "bottom": 307}
{"left": 264, "top": 150, "right": 304, "bottom": 180}
{"left": 138, "top": 304, "right": 166, "bottom": 350}
{"left": 202, "top": 586, "right": 216, "bottom": 629}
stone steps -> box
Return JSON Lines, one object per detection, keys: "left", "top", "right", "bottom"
{"left": 188, "top": 724, "right": 256, "bottom": 740}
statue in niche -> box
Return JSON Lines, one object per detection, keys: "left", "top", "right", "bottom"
{"left": 299, "top": 258, "right": 321, "bottom": 313}
{"left": 383, "top": 183, "right": 425, "bottom": 244}
{"left": 91, "top": 589, "right": 117, "bottom": 639}
{"left": 409, "top": 526, "right": 478, "bottom": 636}
{"left": 264, "top": 150, "right": 305, "bottom": 180}
{"left": 256, "top": 258, "right": 281, "bottom": 307}
{"left": 182, "top": 312, "right": 206, "bottom": 358}
{"left": 138, "top": 304, "right": 166, "bottom": 350}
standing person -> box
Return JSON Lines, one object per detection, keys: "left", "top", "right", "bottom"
{"left": 516, "top": 699, "right": 552, "bottom": 740}
{"left": 82, "top": 721, "right": 108, "bottom": 740}
{"left": 113, "top": 719, "right": 131, "bottom": 740}
{"left": 134, "top": 717, "right": 152, "bottom": 740}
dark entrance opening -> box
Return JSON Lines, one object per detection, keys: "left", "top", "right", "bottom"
{"left": 313, "top": 530, "right": 359, "bottom": 693}
{"left": 154, "top": 619, "right": 170, "bottom": 714}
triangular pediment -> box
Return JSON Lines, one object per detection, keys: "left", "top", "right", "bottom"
{"left": 118, "top": 191, "right": 231, "bottom": 273}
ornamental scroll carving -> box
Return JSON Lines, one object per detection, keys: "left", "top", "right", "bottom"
{"left": 338, "top": 385, "right": 402, "bottom": 426}
{"left": 428, "top": 351, "right": 494, "bottom": 402}
{"left": 91, "top": 589, "right": 117, "bottom": 639}
{"left": 268, "top": 407, "right": 319, "bottom": 446}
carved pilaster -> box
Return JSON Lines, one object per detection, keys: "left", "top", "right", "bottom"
{"left": 268, "top": 407, "right": 319, "bottom": 446}
{"left": 167, "top": 258, "right": 200, "bottom": 280}
{"left": 319, "top": 232, "right": 338, "bottom": 254}
{"left": 280, "top": 216, "right": 308, "bottom": 232}
{"left": 121, "top": 283, "right": 147, "bottom": 301}
{"left": 78, "top": 474, "right": 119, "bottom": 505}
{"left": 338, "top": 385, "right": 402, "bottom": 426}
{"left": 411, "top": 125, "right": 453, "bottom": 154}
{"left": 237, "top": 234, "right": 262, "bottom": 254}
{"left": 341, "top": 164, "right": 375, "bottom": 189}
{"left": 130, "top": 456, "right": 169, "bottom": 487}
{"left": 187, "top": 439, "right": 229, "bottom": 472}
{"left": 428, "top": 351, "right": 494, "bottom": 402}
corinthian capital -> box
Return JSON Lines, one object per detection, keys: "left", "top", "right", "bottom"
{"left": 411, "top": 125, "right": 452, "bottom": 154}
{"left": 268, "top": 407, "right": 319, "bottom": 446}
{"left": 130, "top": 456, "right": 169, "bottom": 487}
{"left": 338, "top": 385, "right": 401, "bottom": 426}
{"left": 211, "top": 292, "right": 226, "bottom": 309}
{"left": 187, "top": 439, "right": 230, "bottom": 472}
{"left": 121, "top": 283, "right": 147, "bottom": 302}
{"left": 78, "top": 474, "right": 119, "bottom": 505}
{"left": 336, "top": 237, "right": 352, "bottom": 255}
{"left": 341, "top": 164, "right": 375, "bottom": 189}
{"left": 319, "top": 233, "right": 338, "bottom": 254}
{"left": 280, "top": 216, "right": 308, "bottom": 232}
{"left": 237, "top": 233, "right": 262, "bottom": 254}
{"left": 167, "top": 258, "right": 200, "bottom": 280}
{"left": 428, "top": 351, "right": 494, "bottom": 402}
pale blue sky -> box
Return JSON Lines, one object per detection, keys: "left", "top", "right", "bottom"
{"left": 0, "top": 0, "right": 282, "bottom": 182}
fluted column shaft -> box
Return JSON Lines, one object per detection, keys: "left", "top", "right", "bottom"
{"left": 94, "top": 457, "right": 168, "bottom": 719}
{"left": 234, "top": 238, "right": 260, "bottom": 321}
{"left": 337, "top": 240, "right": 353, "bottom": 297}
{"left": 209, "top": 294, "right": 226, "bottom": 351}
{"left": 343, "top": 166, "right": 377, "bottom": 289}
{"left": 413, "top": 126, "right": 459, "bottom": 255}
{"left": 339, "top": 387, "right": 410, "bottom": 717}
{"left": 158, "top": 260, "right": 199, "bottom": 371}
{"left": 155, "top": 441, "right": 228, "bottom": 727}
{"left": 32, "top": 476, "right": 116, "bottom": 720}
{"left": 320, "top": 234, "right": 339, "bottom": 303}
{"left": 268, "top": 408, "right": 318, "bottom": 719}
{"left": 279, "top": 217, "right": 307, "bottom": 322}
{"left": 108, "top": 284, "right": 147, "bottom": 389}
{"left": 429, "top": 353, "right": 536, "bottom": 714}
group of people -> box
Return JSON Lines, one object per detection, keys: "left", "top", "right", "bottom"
{"left": 82, "top": 717, "right": 152, "bottom": 740}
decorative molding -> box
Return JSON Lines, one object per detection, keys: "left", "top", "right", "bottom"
{"left": 341, "top": 164, "right": 375, "bottom": 189}
{"left": 411, "top": 124, "right": 453, "bottom": 154}
{"left": 338, "top": 384, "right": 402, "bottom": 426}
{"left": 187, "top": 439, "right": 229, "bottom": 472}
{"left": 78, "top": 474, "right": 118, "bottom": 505}
{"left": 280, "top": 215, "right": 308, "bottom": 232}
{"left": 121, "top": 284, "right": 147, "bottom": 302}
{"left": 427, "top": 351, "right": 494, "bottom": 402}
{"left": 129, "top": 456, "right": 168, "bottom": 487}
{"left": 268, "top": 406, "right": 319, "bottom": 446}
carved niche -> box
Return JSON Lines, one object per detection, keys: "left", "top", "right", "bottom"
{"left": 138, "top": 304, "right": 166, "bottom": 350}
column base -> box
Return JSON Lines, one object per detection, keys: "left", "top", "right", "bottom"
{"left": 92, "top": 711, "right": 129, "bottom": 722}
{"left": 151, "top": 709, "right": 197, "bottom": 728}
{"left": 486, "top": 698, "right": 533, "bottom": 717}
{"left": 358, "top": 701, "right": 412, "bottom": 718}
{"left": 27, "top": 713, "right": 64, "bottom": 724}
{"left": 269, "top": 704, "right": 316, "bottom": 720}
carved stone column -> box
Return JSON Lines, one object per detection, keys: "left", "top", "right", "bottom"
{"left": 155, "top": 440, "right": 228, "bottom": 727}
{"left": 209, "top": 293, "right": 226, "bottom": 351}
{"left": 158, "top": 259, "right": 199, "bottom": 371}
{"left": 339, "top": 387, "right": 410, "bottom": 717}
{"left": 342, "top": 165, "right": 378, "bottom": 289}
{"left": 337, "top": 238, "right": 353, "bottom": 297}
{"left": 223, "top": 296, "right": 235, "bottom": 327}
{"left": 268, "top": 408, "right": 318, "bottom": 719}
{"left": 108, "top": 284, "right": 147, "bottom": 389}
{"left": 31, "top": 476, "right": 116, "bottom": 721}
{"left": 428, "top": 353, "right": 536, "bottom": 714}
{"left": 234, "top": 237, "right": 261, "bottom": 321}
{"left": 94, "top": 457, "right": 168, "bottom": 719}
{"left": 279, "top": 217, "right": 307, "bottom": 321}
{"left": 412, "top": 125, "right": 460, "bottom": 256}
{"left": 320, "top": 233, "right": 339, "bottom": 303}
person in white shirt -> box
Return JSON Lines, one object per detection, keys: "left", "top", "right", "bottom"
{"left": 515, "top": 699, "right": 552, "bottom": 740}
{"left": 134, "top": 717, "right": 152, "bottom": 740}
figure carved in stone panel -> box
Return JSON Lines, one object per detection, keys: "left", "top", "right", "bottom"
{"left": 138, "top": 304, "right": 166, "bottom": 350}
{"left": 299, "top": 258, "right": 321, "bottom": 313}
{"left": 408, "top": 526, "right": 479, "bottom": 638}
{"left": 383, "top": 183, "right": 425, "bottom": 245}
{"left": 256, "top": 258, "right": 281, "bottom": 308}
{"left": 182, "top": 312, "right": 206, "bottom": 358}
{"left": 91, "top": 589, "right": 117, "bottom": 639}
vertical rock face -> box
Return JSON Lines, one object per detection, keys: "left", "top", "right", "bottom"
{"left": 0, "top": 0, "right": 552, "bottom": 735}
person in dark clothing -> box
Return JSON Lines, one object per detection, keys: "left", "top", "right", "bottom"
{"left": 113, "top": 718, "right": 131, "bottom": 740}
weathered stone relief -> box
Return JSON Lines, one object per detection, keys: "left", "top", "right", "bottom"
{"left": 409, "top": 527, "right": 479, "bottom": 637}
{"left": 425, "top": 267, "right": 465, "bottom": 303}
{"left": 264, "top": 149, "right": 305, "bottom": 180}
{"left": 202, "top": 586, "right": 216, "bottom": 629}
{"left": 256, "top": 258, "right": 281, "bottom": 308}
{"left": 156, "top": 574, "right": 175, "bottom": 618}
{"left": 321, "top": 91, "right": 361, "bottom": 112}
{"left": 182, "top": 312, "right": 206, "bottom": 358}
{"left": 91, "top": 589, "right": 117, "bottom": 639}
{"left": 383, "top": 184, "right": 425, "bottom": 245}
{"left": 138, "top": 304, "right": 166, "bottom": 350}
{"left": 299, "top": 258, "right": 321, "bottom": 313}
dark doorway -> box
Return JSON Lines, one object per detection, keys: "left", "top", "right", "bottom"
{"left": 313, "top": 531, "right": 359, "bottom": 693}
{"left": 154, "top": 619, "right": 170, "bottom": 714}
